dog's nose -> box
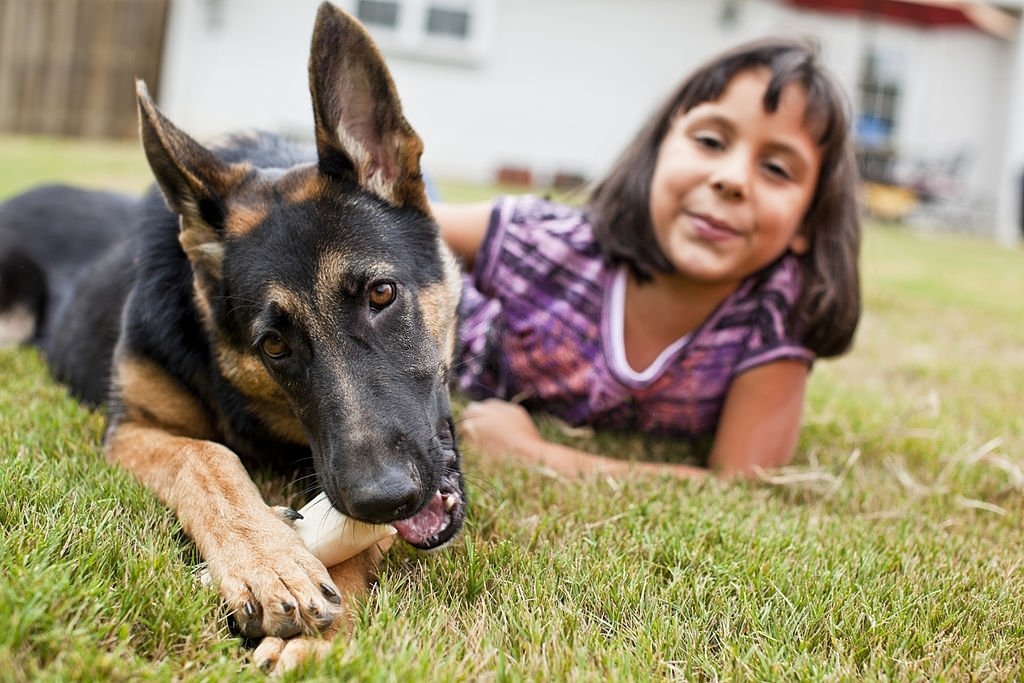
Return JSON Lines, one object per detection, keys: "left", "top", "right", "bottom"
{"left": 346, "top": 471, "right": 421, "bottom": 523}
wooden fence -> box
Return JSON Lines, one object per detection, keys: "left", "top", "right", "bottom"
{"left": 0, "top": 0, "right": 168, "bottom": 139}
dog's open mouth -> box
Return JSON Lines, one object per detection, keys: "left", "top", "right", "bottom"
{"left": 392, "top": 489, "right": 463, "bottom": 549}
{"left": 392, "top": 420, "right": 465, "bottom": 550}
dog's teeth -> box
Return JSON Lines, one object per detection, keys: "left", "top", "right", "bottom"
{"left": 443, "top": 494, "right": 456, "bottom": 511}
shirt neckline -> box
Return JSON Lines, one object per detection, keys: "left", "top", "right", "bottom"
{"left": 602, "top": 266, "right": 692, "bottom": 388}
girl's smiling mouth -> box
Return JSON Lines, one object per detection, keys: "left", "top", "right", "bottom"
{"left": 689, "top": 212, "right": 744, "bottom": 242}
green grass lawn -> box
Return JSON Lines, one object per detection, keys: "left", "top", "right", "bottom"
{"left": 1, "top": 135, "right": 1022, "bottom": 680}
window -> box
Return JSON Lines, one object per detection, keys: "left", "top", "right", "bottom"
{"left": 426, "top": 7, "right": 470, "bottom": 39}
{"left": 356, "top": 0, "right": 400, "bottom": 29}
{"left": 856, "top": 49, "right": 903, "bottom": 182}
{"left": 340, "top": 0, "right": 493, "bottom": 64}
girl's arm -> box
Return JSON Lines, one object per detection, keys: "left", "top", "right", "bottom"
{"left": 459, "top": 399, "right": 712, "bottom": 480}
{"left": 431, "top": 202, "right": 493, "bottom": 269}
{"left": 458, "top": 360, "right": 808, "bottom": 480}
{"left": 706, "top": 359, "right": 808, "bottom": 473}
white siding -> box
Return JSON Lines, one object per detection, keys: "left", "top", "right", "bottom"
{"left": 159, "top": 0, "right": 1017, "bottom": 236}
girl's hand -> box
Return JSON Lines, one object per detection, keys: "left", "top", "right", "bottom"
{"left": 459, "top": 399, "right": 710, "bottom": 479}
{"left": 459, "top": 399, "right": 544, "bottom": 462}
{"left": 458, "top": 360, "right": 808, "bottom": 480}
{"left": 460, "top": 399, "right": 594, "bottom": 475}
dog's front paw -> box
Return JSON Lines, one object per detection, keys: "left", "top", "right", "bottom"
{"left": 207, "top": 513, "right": 343, "bottom": 640}
{"left": 252, "top": 634, "right": 334, "bottom": 677}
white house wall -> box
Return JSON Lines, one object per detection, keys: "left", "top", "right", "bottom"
{"left": 159, "top": 0, "right": 1014, "bottom": 234}
{"left": 382, "top": 0, "right": 746, "bottom": 184}
{"left": 159, "top": 0, "right": 318, "bottom": 138}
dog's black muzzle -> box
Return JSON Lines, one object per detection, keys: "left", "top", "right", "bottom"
{"left": 314, "top": 412, "right": 466, "bottom": 551}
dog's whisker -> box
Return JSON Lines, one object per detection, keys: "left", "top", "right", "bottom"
{"left": 283, "top": 472, "right": 323, "bottom": 502}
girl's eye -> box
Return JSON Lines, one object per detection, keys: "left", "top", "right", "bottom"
{"left": 694, "top": 134, "right": 724, "bottom": 151}
{"left": 763, "top": 160, "right": 792, "bottom": 180}
{"left": 259, "top": 333, "right": 291, "bottom": 359}
{"left": 368, "top": 281, "right": 397, "bottom": 311}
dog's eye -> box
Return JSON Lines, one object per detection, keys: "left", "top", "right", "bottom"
{"left": 259, "top": 333, "right": 291, "bottom": 359}
{"left": 368, "top": 281, "right": 397, "bottom": 311}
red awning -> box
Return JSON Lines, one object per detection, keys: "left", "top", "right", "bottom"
{"left": 776, "top": 0, "right": 1019, "bottom": 38}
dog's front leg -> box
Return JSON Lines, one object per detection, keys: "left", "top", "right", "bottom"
{"left": 106, "top": 421, "right": 344, "bottom": 640}
{"left": 249, "top": 544, "right": 387, "bottom": 675}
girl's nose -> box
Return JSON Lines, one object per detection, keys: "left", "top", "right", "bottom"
{"left": 712, "top": 178, "right": 744, "bottom": 200}
{"left": 710, "top": 154, "right": 748, "bottom": 200}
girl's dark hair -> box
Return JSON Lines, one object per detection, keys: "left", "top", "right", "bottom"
{"left": 588, "top": 37, "right": 861, "bottom": 357}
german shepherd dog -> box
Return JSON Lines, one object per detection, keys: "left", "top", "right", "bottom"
{"left": 0, "top": 2, "right": 465, "bottom": 672}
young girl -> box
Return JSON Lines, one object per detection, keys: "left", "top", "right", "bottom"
{"left": 435, "top": 38, "right": 861, "bottom": 479}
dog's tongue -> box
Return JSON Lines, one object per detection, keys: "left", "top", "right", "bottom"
{"left": 392, "top": 491, "right": 447, "bottom": 547}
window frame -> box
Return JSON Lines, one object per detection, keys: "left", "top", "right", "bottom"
{"left": 343, "top": 0, "right": 494, "bottom": 65}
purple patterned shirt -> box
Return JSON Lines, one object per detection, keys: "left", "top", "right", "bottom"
{"left": 454, "top": 195, "right": 814, "bottom": 444}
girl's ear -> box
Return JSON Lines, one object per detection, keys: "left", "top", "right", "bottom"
{"left": 789, "top": 232, "right": 810, "bottom": 255}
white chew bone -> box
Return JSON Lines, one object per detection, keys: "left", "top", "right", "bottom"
{"left": 293, "top": 492, "right": 397, "bottom": 567}
{"left": 197, "top": 493, "right": 394, "bottom": 587}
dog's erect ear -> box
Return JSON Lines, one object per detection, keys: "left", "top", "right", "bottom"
{"left": 136, "top": 80, "right": 245, "bottom": 280}
{"left": 308, "top": 2, "right": 429, "bottom": 214}
{"left": 136, "top": 80, "right": 243, "bottom": 226}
